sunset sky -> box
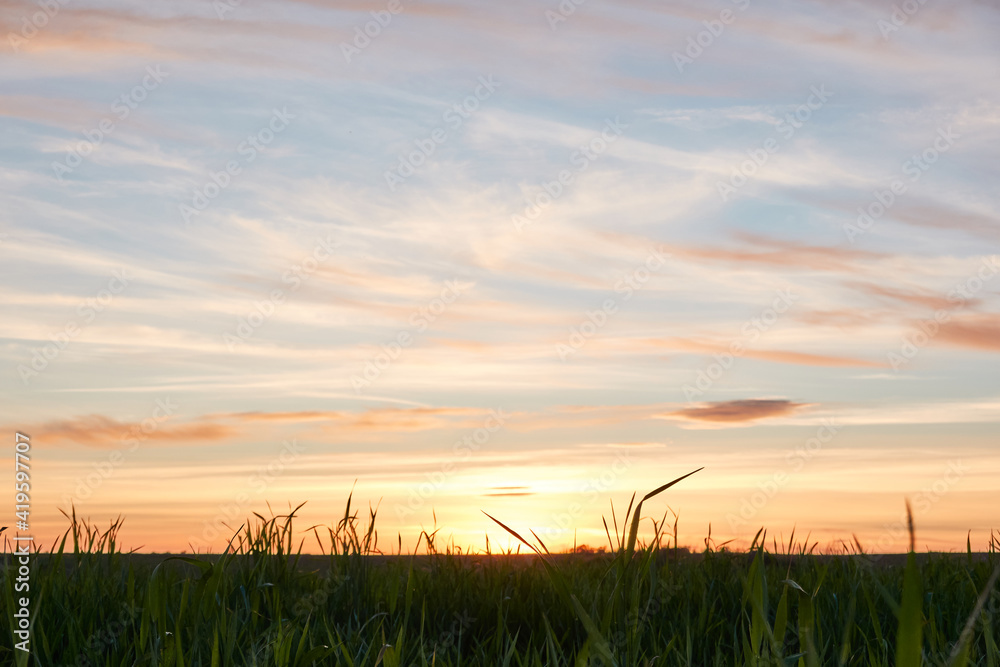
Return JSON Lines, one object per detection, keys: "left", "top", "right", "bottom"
{"left": 2, "top": 0, "right": 998, "bottom": 555}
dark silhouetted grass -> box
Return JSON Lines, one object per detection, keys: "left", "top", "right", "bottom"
{"left": 2, "top": 477, "right": 999, "bottom": 666}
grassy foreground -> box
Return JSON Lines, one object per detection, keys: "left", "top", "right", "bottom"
{"left": 2, "top": 473, "right": 1000, "bottom": 666}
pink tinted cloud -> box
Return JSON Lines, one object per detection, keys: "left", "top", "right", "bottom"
{"left": 666, "top": 399, "right": 810, "bottom": 424}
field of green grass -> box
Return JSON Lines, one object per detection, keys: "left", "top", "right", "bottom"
{"left": 3, "top": 472, "right": 999, "bottom": 666}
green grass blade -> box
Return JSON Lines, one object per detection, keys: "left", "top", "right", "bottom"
{"left": 625, "top": 468, "right": 703, "bottom": 560}
{"left": 948, "top": 564, "right": 1000, "bottom": 667}
{"left": 896, "top": 502, "right": 923, "bottom": 667}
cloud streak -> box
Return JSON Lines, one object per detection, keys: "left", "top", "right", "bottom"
{"left": 24, "top": 414, "right": 235, "bottom": 449}
{"left": 665, "top": 399, "right": 810, "bottom": 425}
{"left": 937, "top": 315, "right": 1000, "bottom": 352}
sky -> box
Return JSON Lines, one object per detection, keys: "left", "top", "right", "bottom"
{"left": 1, "top": 0, "right": 998, "bottom": 555}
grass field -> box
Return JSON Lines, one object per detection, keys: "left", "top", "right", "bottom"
{"left": 3, "top": 473, "right": 999, "bottom": 666}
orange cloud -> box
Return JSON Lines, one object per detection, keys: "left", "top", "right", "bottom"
{"left": 937, "top": 315, "right": 1000, "bottom": 352}
{"left": 595, "top": 230, "right": 884, "bottom": 274}
{"left": 681, "top": 233, "right": 886, "bottom": 272}
{"left": 334, "top": 407, "right": 485, "bottom": 433}
{"left": 9, "top": 406, "right": 501, "bottom": 450}
{"left": 215, "top": 407, "right": 492, "bottom": 435}
{"left": 652, "top": 337, "right": 884, "bottom": 368}
{"left": 743, "top": 349, "right": 885, "bottom": 368}
{"left": 797, "top": 308, "right": 887, "bottom": 328}
{"left": 849, "top": 281, "right": 965, "bottom": 312}
{"left": 231, "top": 411, "right": 336, "bottom": 423}
{"left": 665, "top": 399, "right": 809, "bottom": 424}
{"left": 6, "top": 398, "right": 822, "bottom": 450}
{"left": 0, "top": 5, "right": 323, "bottom": 72}
{"left": 26, "top": 414, "right": 235, "bottom": 449}
{"left": 483, "top": 485, "right": 534, "bottom": 497}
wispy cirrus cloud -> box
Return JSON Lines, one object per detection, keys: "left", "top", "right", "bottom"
{"left": 678, "top": 234, "right": 887, "bottom": 273}
{"left": 656, "top": 338, "right": 886, "bottom": 368}
{"left": 848, "top": 281, "right": 968, "bottom": 312}
{"left": 4, "top": 0, "right": 999, "bottom": 555}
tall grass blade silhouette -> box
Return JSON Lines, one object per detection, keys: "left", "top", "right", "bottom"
{"left": 624, "top": 467, "right": 703, "bottom": 561}
{"left": 896, "top": 501, "right": 922, "bottom": 667}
